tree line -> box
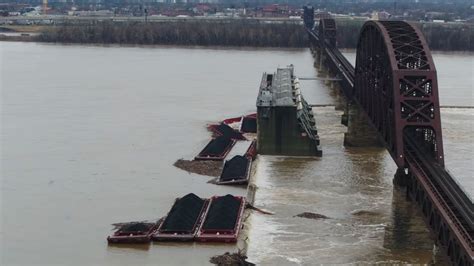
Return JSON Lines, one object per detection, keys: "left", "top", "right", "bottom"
{"left": 37, "top": 20, "right": 473, "bottom": 51}
{"left": 37, "top": 20, "right": 308, "bottom": 48}
{"left": 334, "top": 19, "right": 473, "bottom": 51}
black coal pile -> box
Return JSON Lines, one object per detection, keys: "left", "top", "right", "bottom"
{"left": 241, "top": 117, "right": 257, "bottom": 133}
{"left": 199, "top": 136, "right": 233, "bottom": 157}
{"left": 220, "top": 156, "right": 249, "bottom": 181}
{"left": 119, "top": 222, "right": 154, "bottom": 233}
{"left": 214, "top": 123, "right": 244, "bottom": 140}
{"left": 160, "top": 193, "right": 205, "bottom": 232}
{"left": 202, "top": 195, "right": 241, "bottom": 230}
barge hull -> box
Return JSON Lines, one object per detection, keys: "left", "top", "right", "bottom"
{"left": 195, "top": 196, "right": 246, "bottom": 243}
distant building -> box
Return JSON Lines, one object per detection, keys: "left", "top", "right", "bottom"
{"left": 260, "top": 4, "right": 289, "bottom": 18}
{"left": 371, "top": 11, "right": 390, "bottom": 20}
{"left": 424, "top": 11, "right": 447, "bottom": 22}
{"left": 315, "top": 11, "right": 332, "bottom": 20}
{"left": 68, "top": 10, "right": 114, "bottom": 16}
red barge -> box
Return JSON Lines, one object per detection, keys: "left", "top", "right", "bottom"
{"left": 107, "top": 222, "right": 158, "bottom": 244}
{"left": 195, "top": 136, "right": 236, "bottom": 161}
{"left": 195, "top": 195, "right": 246, "bottom": 243}
{"left": 222, "top": 113, "right": 257, "bottom": 131}
{"left": 153, "top": 194, "right": 209, "bottom": 242}
{"left": 217, "top": 156, "right": 252, "bottom": 185}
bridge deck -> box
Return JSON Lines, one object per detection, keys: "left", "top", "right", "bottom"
{"left": 306, "top": 28, "right": 354, "bottom": 89}
{"left": 405, "top": 137, "right": 473, "bottom": 258}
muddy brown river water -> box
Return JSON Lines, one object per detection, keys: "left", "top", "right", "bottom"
{"left": 1, "top": 42, "right": 472, "bottom": 265}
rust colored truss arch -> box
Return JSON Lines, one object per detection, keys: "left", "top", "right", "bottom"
{"left": 319, "top": 18, "right": 337, "bottom": 47}
{"left": 354, "top": 21, "right": 444, "bottom": 167}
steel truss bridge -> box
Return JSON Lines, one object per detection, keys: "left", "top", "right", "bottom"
{"left": 303, "top": 6, "right": 473, "bottom": 265}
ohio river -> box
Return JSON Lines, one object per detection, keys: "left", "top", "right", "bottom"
{"left": 1, "top": 42, "right": 472, "bottom": 265}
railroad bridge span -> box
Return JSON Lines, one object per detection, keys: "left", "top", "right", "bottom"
{"left": 303, "top": 6, "right": 473, "bottom": 265}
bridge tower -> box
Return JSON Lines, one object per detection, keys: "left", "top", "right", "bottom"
{"left": 303, "top": 6, "right": 314, "bottom": 30}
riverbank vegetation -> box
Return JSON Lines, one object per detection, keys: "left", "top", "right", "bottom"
{"left": 37, "top": 20, "right": 308, "bottom": 48}
{"left": 6, "top": 19, "right": 472, "bottom": 51}
{"left": 335, "top": 19, "right": 473, "bottom": 51}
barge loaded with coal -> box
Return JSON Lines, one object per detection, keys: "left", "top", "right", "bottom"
{"left": 108, "top": 193, "right": 246, "bottom": 243}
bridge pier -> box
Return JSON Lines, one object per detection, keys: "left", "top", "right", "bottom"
{"left": 383, "top": 186, "right": 440, "bottom": 262}
{"left": 311, "top": 46, "right": 325, "bottom": 70}
{"left": 311, "top": 46, "right": 346, "bottom": 113}
{"left": 343, "top": 103, "right": 384, "bottom": 147}
{"left": 405, "top": 168, "right": 473, "bottom": 265}
{"left": 393, "top": 167, "right": 409, "bottom": 187}
{"left": 331, "top": 82, "right": 346, "bottom": 111}
{"left": 316, "top": 51, "right": 324, "bottom": 70}
{"left": 341, "top": 108, "right": 348, "bottom": 126}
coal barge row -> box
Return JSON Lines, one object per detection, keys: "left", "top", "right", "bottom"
{"left": 107, "top": 65, "right": 322, "bottom": 246}
{"left": 108, "top": 193, "right": 246, "bottom": 243}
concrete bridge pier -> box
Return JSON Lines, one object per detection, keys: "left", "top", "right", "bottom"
{"left": 341, "top": 95, "right": 350, "bottom": 125}
{"left": 318, "top": 51, "right": 324, "bottom": 69}
{"left": 393, "top": 167, "right": 409, "bottom": 187}
{"left": 331, "top": 81, "right": 346, "bottom": 111}
{"left": 341, "top": 108, "right": 348, "bottom": 126}
{"left": 311, "top": 47, "right": 325, "bottom": 71}
{"left": 310, "top": 45, "right": 320, "bottom": 66}
{"left": 343, "top": 103, "right": 384, "bottom": 147}
{"left": 310, "top": 44, "right": 319, "bottom": 57}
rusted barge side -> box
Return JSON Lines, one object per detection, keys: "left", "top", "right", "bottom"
{"left": 208, "top": 123, "right": 246, "bottom": 140}
{"left": 245, "top": 140, "right": 257, "bottom": 160}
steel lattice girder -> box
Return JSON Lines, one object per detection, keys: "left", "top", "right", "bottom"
{"left": 354, "top": 21, "right": 444, "bottom": 167}
{"left": 319, "top": 18, "right": 337, "bottom": 47}
{"left": 303, "top": 6, "right": 314, "bottom": 29}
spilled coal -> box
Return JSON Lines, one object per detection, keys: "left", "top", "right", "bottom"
{"left": 202, "top": 195, "right": 241, "bottom": 230}
{"left": 174, "top": 159, "right": 223, "bottom": 177}
{"left": 220, "top": 155, "right": 249, "bottom": 181}
{"left": 119, "top": 222, "right": 154, "bottom": 233}
{"left": 160, "top": 193, "right": 205, "bottom": 232}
